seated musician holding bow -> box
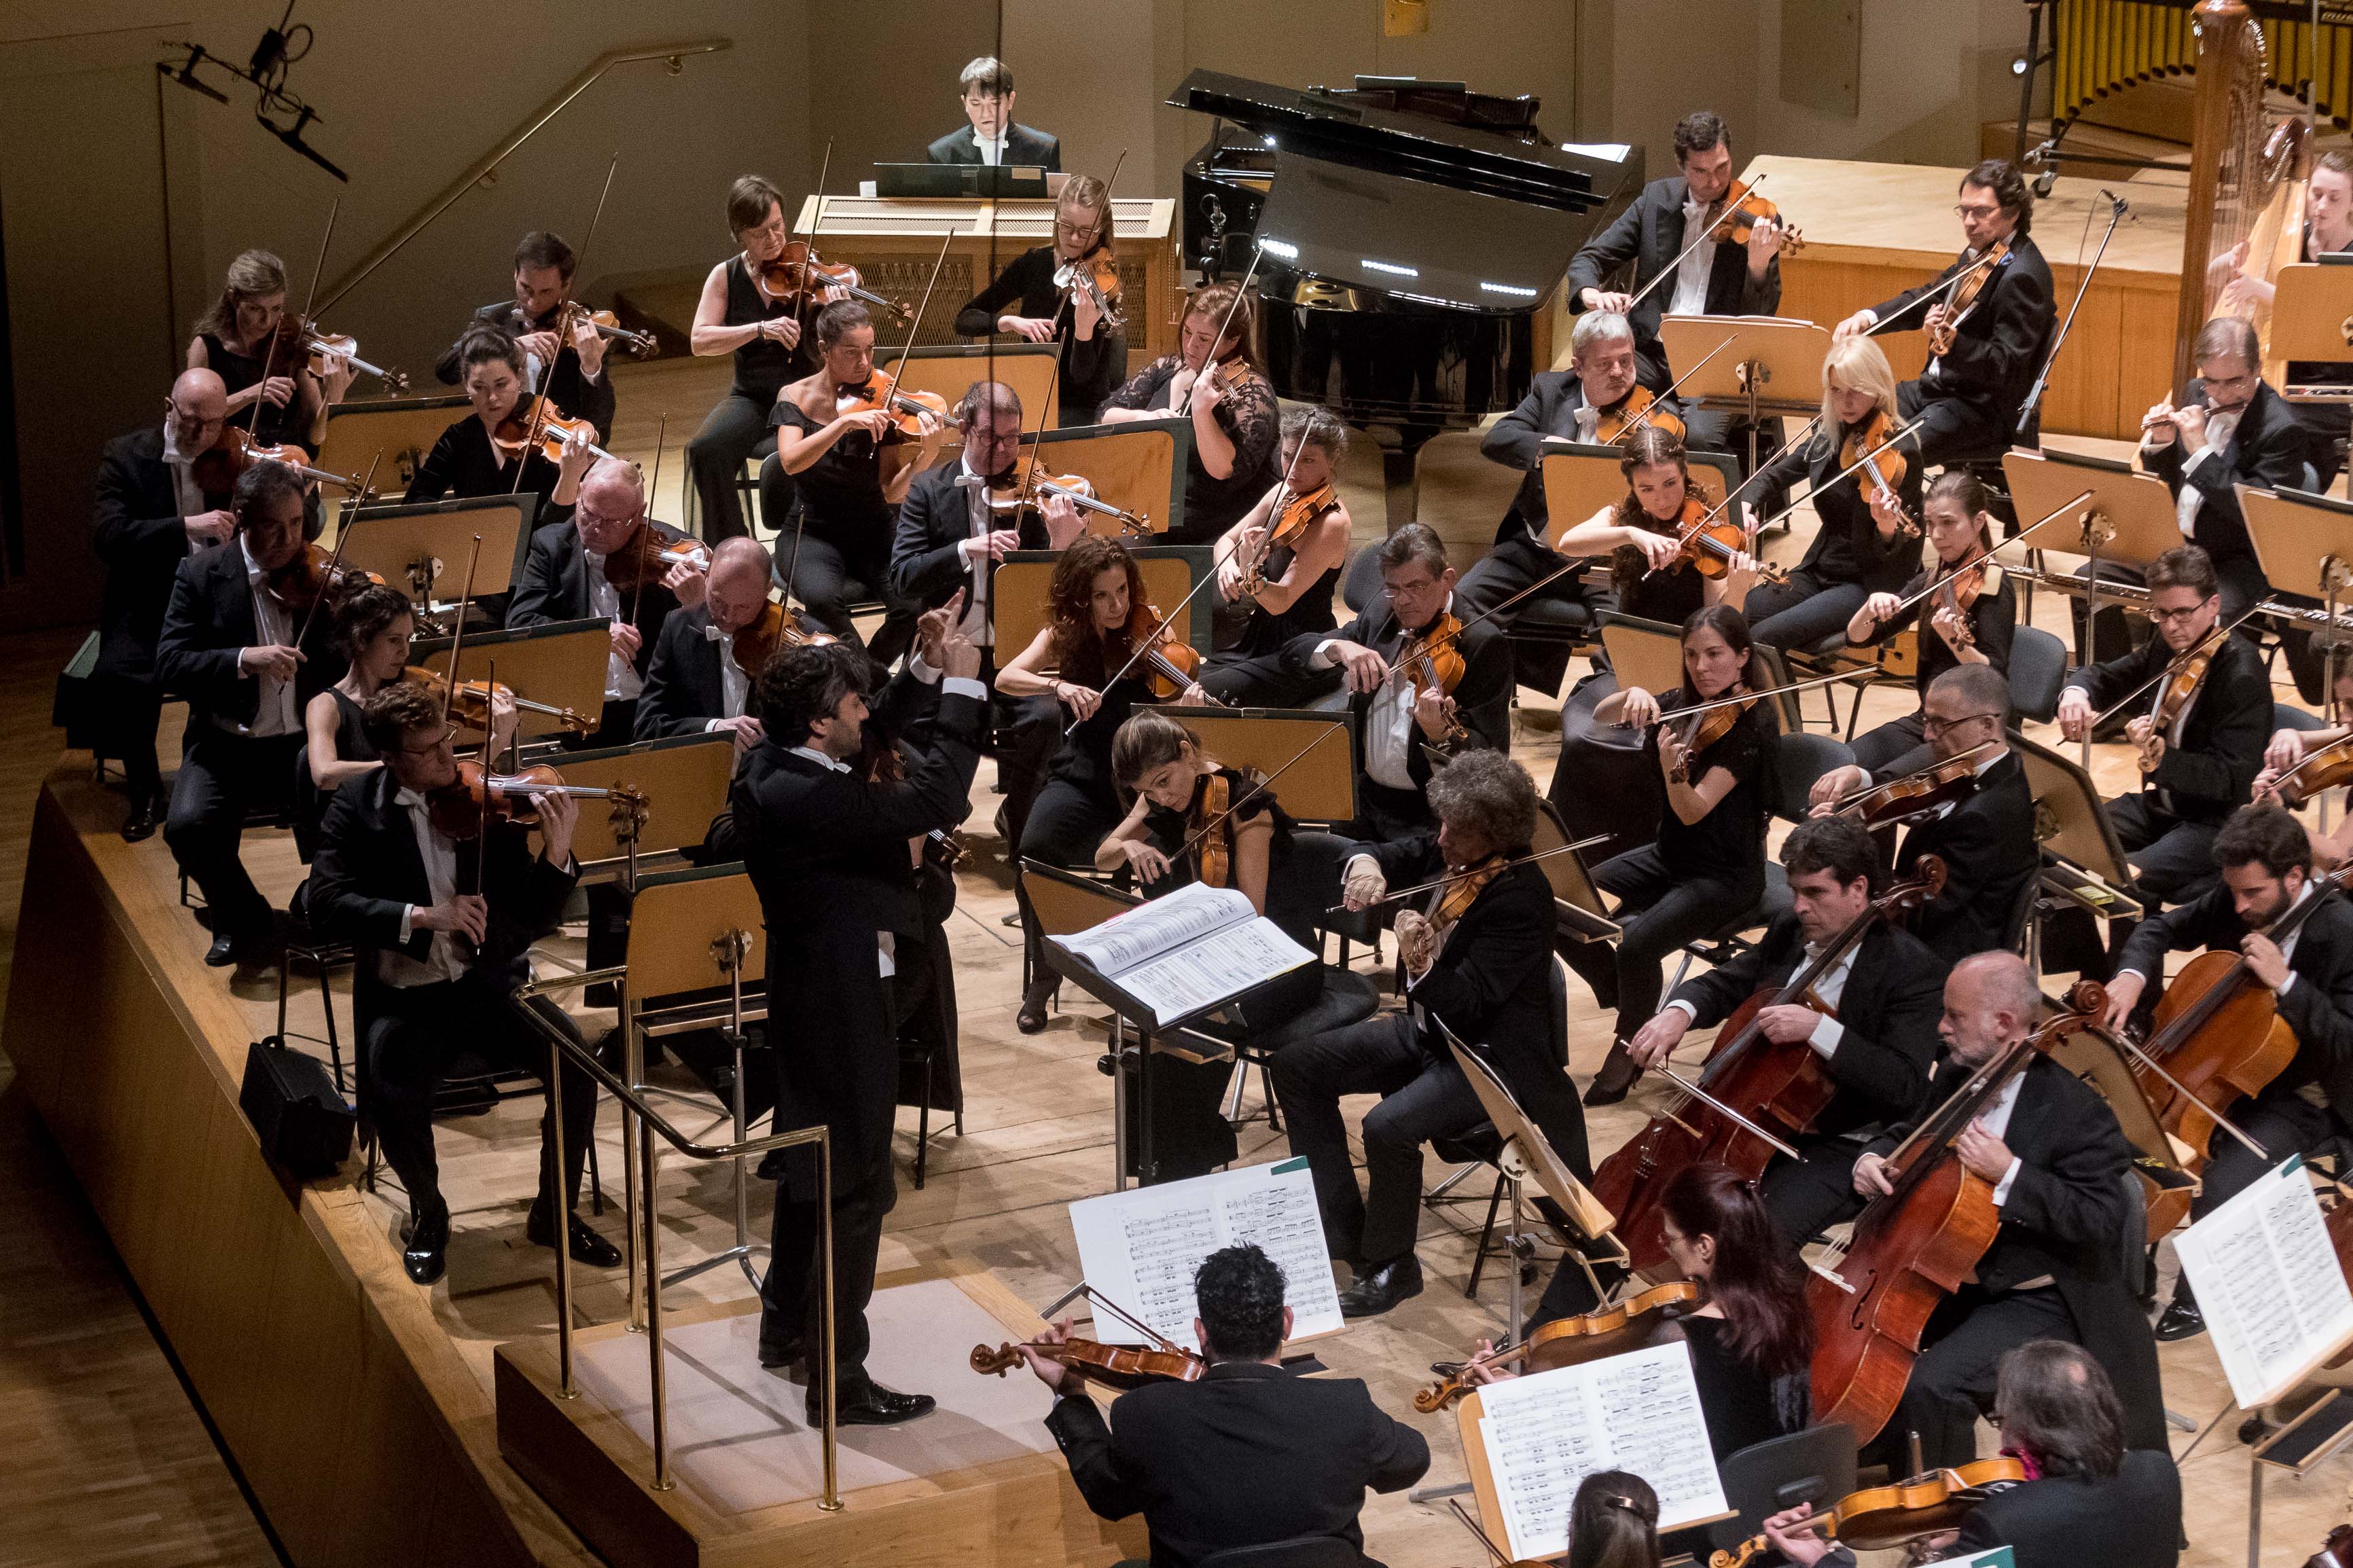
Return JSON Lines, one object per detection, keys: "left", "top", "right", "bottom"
{"left": 2106, "top": 804, "right": 2353, "bottom": 1342}
{"left": 951, "top": 175, "right": 1124, "bottom": 426}
{"left": 1551, "top": 426, "right": 1753, "bottom": 631}
{"left": 434, "top": 230, "right": 616, "bottom": 444}
{"left": 1020, "top": 1245, "right": 1427, "bottom": 1568}
{"left": 406, "top": 329, "right": 566, "bottom": 511}
{"left": 1200, "top": 407, "right": 1355, "bottom": 709}
{"left": 634, "top": 536, "right": 780, "bottom": 749}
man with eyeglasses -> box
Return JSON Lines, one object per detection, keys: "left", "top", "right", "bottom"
{"left": 2057, "top": 544, "right": 2270, "bottom": 914}
{"left": 1831, "top": 158, "right": 2055, "bottom": 466}
{"left": 309, "top": 678, "right": 618, "bottom": 1288}
{"left": 1808, "top": 664, "right": 2036, "bottom": 963}
{"left": 952, "top": 178, "right": 1125, "bottom": 427}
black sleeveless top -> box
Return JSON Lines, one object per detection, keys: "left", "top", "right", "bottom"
{"left": 724, "top": 255, "right": 804, "bottom": 402}
{"left": 768, "top": 399, "right": 894, "bottom": 541}
{"left": 1231, "top": 536, "right": 1343, "bottom": 659}
{"left": 1143, "top": 766, "right": 1295, "bottom": 890}
{"left": 295, "top": 687, "right": 379, "bottom": 860}
{"left": 201, "top": 330, "right": 314, "bottom": 451}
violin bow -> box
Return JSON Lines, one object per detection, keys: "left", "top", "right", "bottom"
{"left": 510, "top": 152, "right": 622, "bottom": 498}
{"left": 628, "top": 413, "right": 670, "bottom": 630}
{"left": 2088, "top": 604, "right": 2267, "bottom": 729}
{"left": 1870, "top": 491, "right": 2086, "bottom": 628}
{"left": 1617, "top": 333, "right": 1741, "bottom": 437}
{"left": 291, "top": 450, "right": 384, "bottom": 649}
{"left": 1640, "top": 666, "right": 1874, "bottom": 728}
{"left": 1323, "top": 835, "right": 1614, "bottom": 914}
{"left": 1447, "top": 1499, "right": 1517, "bottom": 1568}
{"left": 793, "top": 139, "right": 835, "bottom": 331}
{"left": 246, "top": 196, "right": 340, "bottom": 441}
{"left": 436, "top": 534, "right": 486, "bottom": 727}
{"left": 881, "top": 228, "right": 958, "bottom": 396}
{"left": 1863, "top": 244, "right": 2006, "bottom": 339}
{"left": 1168, "top": 723, "right": 1344, "bottom": 870}
{"left": 1623, "top": 172, "right": 1770, "bottom": 314}
{"left": 1172, "top": 244, "right": 1263, "bottom": 418}
{"left": 1746, "top": 412, "right": 1930, "bottom": 536}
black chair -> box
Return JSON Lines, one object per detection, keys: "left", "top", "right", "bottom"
{"left": 279, "top": 744, "right": 354, "bottom": 1091}
{"left": 1426, "top": 962, "right": 1571, "bottom": 1297}
{"left": 1198, "top": 1537, "right": 1369, "bottom": 1568}
{"left": 1706, "top": 1424, "right": 1859, "bottom": 1556}
{"left": 1225, "top": 968, "right": 1380, "bottom": 1133}
{"left": 1340, "top": 539, "right": 1382, "bottom": 616}
{"left": 2008, "top": 625, "right": 2068, "bottom": 725}
{"left": 2277, "top": 701, "right": 2329, "bottom": 737}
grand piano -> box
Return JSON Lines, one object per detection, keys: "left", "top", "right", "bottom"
{"left": 1169, "top": 71, "right": 1642, "bottom": 529}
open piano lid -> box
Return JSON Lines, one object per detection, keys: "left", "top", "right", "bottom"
{"left": 1167, "top": 69, "right": 1641, "bottom": 310}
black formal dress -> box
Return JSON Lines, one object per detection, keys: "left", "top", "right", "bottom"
{"left": 927, "top": 122, "right": 1061, "bottom": 170}
{"left": 1199, "top": 496, "right": 1348, "bottom": 710}
{"left": 1865, "top": 234, "right": 2056, "bottom": 464}
{"left": 293, "top": 687, "right": 374, "bottom": 866}
{"left": 1844, "top": 563, "right": 2016, "bottom": 773}
{"left": 1044, "top": 1360, "right": 1428, "bottom": 1568}
{"left": 309, "top": 767, "right": 594, "bottom": 1231}
{"left": 1742, "top": 426, "right": 1926, "bottom": 651}
{"left": 433, "top": 300, "right": 618, "bottom": 442}
{"left": 198, "top": 330, "right": 321, "bottom": 453}
{"left": 759, "top": 402, "right": 920, "bottom": 668}
{"left": 505, "top": 518, "right": 684, "bottom": 747}
{"left": 1099, "top": 357, "right": 1281, "bottom": 545}
{"left": 156, "top": 537, "right": 348, "bottom": 942}
{"left": 730, "top": 677, "right": 986, "bottom": 1393}
{"left": 93, "top": 426, "right": 230, "bottom": 803}
{"left": 403, "top": 413, "right": 561, "bottom": 510}
{"left": 952, "top": 244, "right": 1128, "bottom": 425}
{"left": 687, "top": 255, "right": 806, "bottom": 541}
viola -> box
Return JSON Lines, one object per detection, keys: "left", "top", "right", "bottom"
{"left": 1840, "top": 409, "right": 1918, "bottom": 535}
{"left": 491, "top": 396, "right": 616, "bottom": 466}
{"left": 1708, "top": 1457, "right": 2024, "bottom": 1568}
{"left": 1928, "top": 558, "right": 1986, "bottom": 650}
{"left": 753, "top": 242, "right": 906, "bottom": 319}
{"left": 190, "top": 426, "right": 374, "bottom": 498}
{"left": 1661, "top": 687, "right": 1753, "bottom": 784}
{"left": 1240, "top": 479, "right": 1340, "bottom": 595}
{"left": 1054, "top": 242, "right": 1124, "bottom": 327}
{"left": 2269, "top": 732, "right": 2353, "bottom": 806}
{"left": 1590, "top": 860, "right": 1949, "bottom": 1279}
{"left": 1395, "top": 613, "right": 1472, "bottom": 745}
{"left": 982, "top": 469, "right": 1153, "bottom": 536}
{"left": 970, "top": 1336, "right": 1204, "bottom": 1391}
{"left": 424, "top": 759, "right": 644, "bottom": 840}
{"left": 1122, "top": 602, "right": 1212, "bottom": 702}
{"left": 1415, "top": 1282, "right": 1701, "bottom": 1412}
{"left": 1716, "top": 179, "right": 1806, "bottom": 255}
{"left": 1807, "top": 981, "right": 2107, "bottom": 1442}
{"left": 264, "top": 541, "right": 385, "bottom": 614}
{"left": 1429, "top": 852, "right": 1507, "bottom": 936}
{"left": 1593, "top": 386, "right": 1687, "bottom": 446}
{"left": 1829, "top": 742, "right": 2000, "bottom": 829}
{"left": 1194, "top": 771, "right": 1232, "bottom": 889}
{"left": 1928, "top": 234, "right": 2012, "bottom": 357}
{"left": 404, "top": 666, "right": 592, "bottom": 737}
{"left": 833, "top": 369, "right": 955, "bottom": 442}
{"left": 863, "top": 735, "right": 967, "bottom": 868}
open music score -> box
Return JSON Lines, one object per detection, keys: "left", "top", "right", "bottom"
{"left": 1047, "top": 881, "right": 1313, "bottom": 1027}
{"left": 2173, "top": 1156, "right": 2353, "bottom": 1410}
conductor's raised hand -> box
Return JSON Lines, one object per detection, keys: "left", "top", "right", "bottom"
{"left": 916, "top": 589, "right": 965, "bottom": 668}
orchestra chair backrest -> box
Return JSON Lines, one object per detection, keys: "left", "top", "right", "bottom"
{"left": 622, "top": 863, "right": 766, "bottom": 1001}
{"left": 410, "top": 616, "right": 613, "bottom": 742}
{"left": 1341, "top": 542, "right": 1384, "bottom": 616}
{"left": 1156, "top": 706, "right": 1357, "bottom": 824}
{"left": 2006, "top": 625, "right": 2068, "bottom": 725}
{"left": 1596, "top": 613, "right": 1684, "bottom": 704}
{"left": 1706, "top": 1424, "right": 1858, "bottom": 1552}
{"left": 1196, "top": 1535, "right": 1371, "bottom": 1568}
{"left": 1532, "top": 799, "right": 1610, "bottom": 925}
{"left": 1020, "top": 420, "right": 1192, "bottom": 539}
{"left": 888, "top": 341, "right": 1059, "bottom": 432}
{"left": 1768, "top": 731, "right": 1854, "bottom": 824}
{"left": 545, "top": 732, "right": 737, "bottom": 866}
{"left": 1018, "top": 860, "right": 1140, "bottom": 936}
{"left": 2011, "top": 729, "right": 2137, "bottom": 889}
{"left": 336, "top": 492, "right": 538, "bottom": 604}
{"left": 1744, "top": 644, "right": 1810, "bottom": 735}
{"left": 992, "top": 546, "right": 1214, "bottom": 669}
{"left": 317, "top": 393, "right": 472, "bottom": 503}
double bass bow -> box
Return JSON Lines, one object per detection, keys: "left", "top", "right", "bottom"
{"left": 1589, "top": 859, "right": 1949, "bottom": 1279}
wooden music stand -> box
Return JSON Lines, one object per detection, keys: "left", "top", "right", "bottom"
{"left": 1658, "top": 314, "right": 1833, "bottom": 469}
{"left": 2011, "top": 730, "right": 2144, "bottom": 967}
{"left": 1153, "top": 707, "right": 1357, "bottom": 824}
{"left": 992, "top": 547, "right": 1213, "bottom": 664}
{"left": 889, "top": 342, "right": 1060, "bottom": 431}
{"left": 2267, "top": 258, "right": 2353, "bottom": 401}
{"left": 1020, "top": 421, "right": 1192, "bottom": 538}
{"left": 317, "top": 393, "right": 469, "bottom": 499}
{"left": 335, "top": 494, "right": 535, "bottom": 620}
{"left": 410, "top": 617, "right": 611, "bottom": 741}
{"left": 1534, "top": 802, "right": 1620, "bottom": 944}
{"left": 2242, "top": 486, "right": 2353, "bottom": 715}
{"left": 548, "top": 732, "right": 737, "bottom": 877}
{"left": 1541, "top": 441, "right": 1636, "bottom": 541}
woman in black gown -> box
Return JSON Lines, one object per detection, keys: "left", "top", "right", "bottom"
{"left": 1098, "top": 278, "right": 1280, "bottom": 545}
{"left": 187, "top": 247, "right": 351, "bottom": 454}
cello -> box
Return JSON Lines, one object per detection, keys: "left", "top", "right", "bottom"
{"left": 1807, "top": 981, "right": 2108, "bottom": 1442}
{"left": 1589, "top": 860, "right": 1949, "bottom": 1279}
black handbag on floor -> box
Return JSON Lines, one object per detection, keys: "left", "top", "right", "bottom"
{"left": 239, "top": 1038, "right": 356, "bottom": 1179}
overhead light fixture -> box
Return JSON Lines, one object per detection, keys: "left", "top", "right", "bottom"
{"left": 159, "top": 3, "right": 346, "bottom": 181}
{"left": 2011, "top": 54, "right": 2031, "bottom": 76}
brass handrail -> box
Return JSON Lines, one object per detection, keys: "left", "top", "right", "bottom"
{"left": 315, "top": 40, "right": 732, "bottom": 318}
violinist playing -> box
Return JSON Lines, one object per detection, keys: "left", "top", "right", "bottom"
{"left": 1460, "top": 310, "right": 1679, "bottom": 697}
{"left": 764, "top": 300, "right": 935, "bottom": 669}
{"left": 999, "top": 537, "right": 1209, "bottom": 1033}
{"left": 187, "top": 248, "right": 351, "bottom": 454}
{"left": 156, "top": 460, "right": 350, "bottom": 968}
{"left": 1098, "top": 279, "right": 1280, "bottom": 546}
{"left": 404, "top": 329, "right": 564, "bottom": 509}
{"left": 434, "top": 231, "right": 616, "bottom": 444}
{"left": 1575, "top": 606, "right": 1780, "bottom": 1105}
{"left": 1020, "top": 1244, "right": 1428, "bottom": 1568}
{"left": 1553, "top": 425, "right": 1756, "bottom": 629}
{"left": 1838, "top": 470, "right": 2015, "bottom": 772}
{"left": 951, "top": 174, "right": 1126, "bottom": 426}
{"left": 1808, "top": 666, "right": 2038, "bottom": 965}
{"left": 1762, "top": 1340, "right": 2181, "bottom": 1568}
{"left": 308, "top": 680, "right": 616, "bottom": 1290}
{"left": 2108, "top": 805, "right": 2353, "bottom": 1343}
{"left": 1831, "top": 158, "right": 2055, "bottom": 467}
{"left": 1201, "top": 407, "right": 1355, "bottom": 708}
{"left": 2056, "top": 545, "right": 2270, "bottom": 916}
{"left": 1741, "top": 336, "right": 1924, "bottom": 652}
{"left": 1272, "top": 752, "right": 1594, "bottom": 1319}
{"left": 634, "top": 536, "right": 782, "bottom": 748}
{"left": 1846, "top": 953, "right": 2166, "bottom": 1470}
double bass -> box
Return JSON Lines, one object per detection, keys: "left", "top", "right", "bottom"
{"left": 1807, "top": 981, "right": 2108, "bottom": 1442}
{"left": 1589, "top": 859, "right": 1947, "bottom": 1279}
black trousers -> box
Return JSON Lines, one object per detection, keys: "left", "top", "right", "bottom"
{"left": 774, "top": 524, "right": 920, "bottom": 672}
{"left": 1271, "top": 1010, "right": 1486, "bottom": 1266}
{"left": 1198, "top": 647, "right": 1344, "bottom": 708}
{"left": 165, "top": 729, "right": 301, "bottom": 938}
{"left": 92, "top": 672, "right": 168, "bottom": 801}
{"left": 1456, "top": 534, "right": 1584, "bottom": 696}
{"left": 1743, "top": 570, "right": 1869, "bottom": 652}
{"left": 1896, "top": 379, "right": 2009, "bottom": 471}
{"left": 1759, "top": 1137, "right": 1868, "bottom": 1252}
{"left": 687, "top": 389, "right": 776, "bottom": 543}
{"left": 2109, "top": 792, "right": 2223, "bottom": 908}
{"left": 1850, "top": 710, "right": 1931, "bottom": 776}
{"left": 763, "top": 1131, "right": 896, "bottom": 1389}
{"left": 1884, "top": 1285, "right": 2078, "bottom": 1470}
{"left": 361, "top": 979, "right": 596, "bottom": 1222}
{"left": 2190, "top": 1088, "right": 2341, "bottom": 1224}
{"left": 1562, "top": 845, "right": 1764, "bottom": 1042}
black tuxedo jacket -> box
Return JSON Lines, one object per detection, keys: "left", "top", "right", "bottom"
{"left": 2119, "top": 882, "right": 2353, "bottom": 1112}
{"left": 94, "top": 426, "right": 227, "bottom": 680}
{"left": 1668, "top": 915, "right": 1945, "bottom": 1135}
{"left": 505, "top": 519, "right": 681, "bottom": 682}
{"left": 1873, "top": 1053, "right": 2168, "bottom": 1450}
{"left": 1868, "top": 234, "right": 2055, "bottom": 432}
{"left": 154, "top": 539, "right": 346, "bottom": 729}
{"left": 888, "top": 458, "right": 1051, "bottom": 610}
{"left": 1280, "top": 598, "right": 1513, "bottom": 790}
{"left": 1891, "top": 748, "right": 2039, "bottom": 964}
{"left": 1950, "top": 1448, "right": 2181, "bottom": 1568}
{"left": 634, "top": 603, "right": 727, "bottom": 740}
{"left": 2142, "top": 379, "right": 2318, "bottom": 566}
{"left": 926, "top": 122, "right": 1060, "bottom": 170}
{"left": 1479, "top": 369, "right": 1685, "bottom": 545}
{"left": 2063, "top": 629, "right": 2269, "bottom": 824}
{"left": 308, "top": 765, "right": 578, "bottom": 1020}
{"left": 1045, "top": 1361, "right": 1428, "bottom": 1568}
{"left": 1564, "top": 174, "right": 1782, "bottom": 385}
{"left": 433, "top": 299, "right": 619, "bottom": 441}
{"left": 730, "top": 683, "right": 986, "bottom": 1193}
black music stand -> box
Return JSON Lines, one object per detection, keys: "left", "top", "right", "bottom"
{"left": 335, "top": 493, "right": 537, "bottom": 631}
{"left": 2012, "top": 729, "right": 2144, "bottom": 972}
{"left": 2269, "top": 255, "right": 2353, "bottom": 402}
{"left": 410, "top": 617, "right": 611, "bottom": 743}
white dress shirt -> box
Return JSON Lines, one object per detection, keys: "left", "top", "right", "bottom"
{"left": 702, "top": 621, "right": 752, "bottom": 725}
{"left": 974, "top": 130, "right": 1007, "bottom": 166}
{"left": 230, "top": 534, "right": 300, "bottom": 737}
{"left": 1668, "top": 938, "right": 1856, "bottom": 1055}
{"left": 158, "top": 426, "right": 209, "bottom": 534}
{"left": 1312, "top": 596, "right": 1456, "bottom": 792}
{"left": 2169, "top": 407, "right": 2242, "bottom": 539}
{"left": 1669, "top": 195, "right": 1721, "bottom": 316}
{"left": 1976, "top": 1068, "right": 2028, "bottom": 1207}
{"left": 952, "top": 456, "right": 1001, "bottom": 645}
{"left": 582, "top": 549, "right": 646, "bottom": 704}
{"left": 384, "top": 786, "right": 471, "bottom": 987}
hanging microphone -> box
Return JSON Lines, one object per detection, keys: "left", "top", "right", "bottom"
{"left": 2098, "top": 188, "right": 2132, "bottom": 217}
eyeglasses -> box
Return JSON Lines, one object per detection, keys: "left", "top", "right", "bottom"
{"left": 1954, "top": 203, "right": 2002, "bottom": 220}
{"left": 398, "top": 727, "right": 456, "bottom": 756}
{"left": 1054, "top": 219, "right": 1098, "bottom": 238}
{"left": 1378, "top": 581, "right": 1440, "bottom": 600}
{"left": 2149, "top": 600, "right": 2215, "bottom": 626}
{"left": 1920, "top": 710, "right": 2001, "bottom": 735}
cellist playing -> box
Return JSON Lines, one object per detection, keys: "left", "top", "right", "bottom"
{"left": 2106, "top": 805, "right": 2353, "bottom": 1343}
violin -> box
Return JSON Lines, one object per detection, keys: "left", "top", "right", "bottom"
{"left": 1708, "top": 1457, "right": 2025, "bottom": 1568}
{"left": 2269, "top": 732, "right": 2353, "bottom": 806}
{"left": 404, "top": 666, "right": 593, "bottom": 737}
{"left": 275, "top": 313, "right": 407, "bottom": 392}
{"left": 190, "top": 426, "right": 375, "bottom": 498}
{"left": 834, "top": 369, "right": 955, "bottom": 442}
{"left": 1242, "top": 481, "right": 1340, "bottom": 596}
{"left": 1840, "top": 409, "right": 1918, "bottom": 535}
{"left": 549, "top": 299, "right": 656, "bottom": 357}
{"left": 491, "top": 396, "right": 616, "bottom": 466}
{"left": 1593, "top": 386, "right": 1687, "bottom": 446}
{"left": 1395, "top": 614, "right": 1472, "bottom": 745}
{"left": 597, "top": 519, "right": 711, "bottom": 594}
{"left": 1928, "top": 557, "right": 1986, "bottom": 649}
{"left": 970, "top": 1336, "right": 1204, "bottom": 1391}
{"left": 1054, "top": 242, "right": 1124, "bottom": 327}
{"left": 424, "top": 759, "right": 644, "bottom": 840}
{"left": 1194, "top": 771, "right": 1232, "bottom": 889}
{"left": 1927, "top": 235, "right": 2011, "bottom": 357}
{"left": 1122, "top": 602, "right": 1211, "bottom": 701}
{"left": 1715, "top": 179, "right": 1806, "bottom": 255}
{"left": 1429, "top": 852, "right": 1507, "bottom": 936}
{"left": 1414, "top": 1281, "right": 1701, "bottom": 1412}
{"left": 1829, "top": 741, "right": 1999, "bottom": 829}
{"left": 2148, "top": 627, "right": 2225, "bottom": 744}
{"left": 753, "top": 243, "right": 906, "bottom": 319}
{"left": 1661, "top": 687, "right": 1753, "bottom": 784}
{"left": 729, "top": 600, "right": 838, "bottom": 679}
{"left": 1591, "top": 860, "right": 1947, "bottom": 1280}
{"left": 1808, "top": 981, "right": 2107, "bottom": 1441}
{"left": 264, "top": 542, "right": 385, "bottom": 614}
{"left": 1653, "top": 496, "right": 1788, "bottom": 585}
{"left": 983, "top": 469, "right": 1153, "bottom": 536}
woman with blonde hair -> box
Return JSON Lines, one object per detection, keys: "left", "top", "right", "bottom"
{"left": 188, "top": 247, "right": 351, "bottom": 451}
{"left": 1099, "top": 278, "right": 1280, "bottom": 544}
{"left": 1738, "top": 334, "right": 1924, "bottom": 650}
{"left": 952, "top": 172, "right": 1128, "bottom": 424}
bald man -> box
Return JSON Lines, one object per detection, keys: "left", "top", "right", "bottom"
{"left": 90, "top": 368, "right": 239, "bottom": 839}
{"left": 637, "top": 535, "right": 776, "bottom": 746}
{"left": 1847, "top": 952, "right": 2163, "bottom": 1471}
{"left": 509, "top": 448, "right": 705, "bottom": 747}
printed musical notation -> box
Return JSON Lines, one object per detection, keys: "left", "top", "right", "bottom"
{"left": 2174, "top": 1156, "right": 2353, "bottom": 1408}
{"left": 1068, "top": 1161, "right": 1345, "bottom": 1345}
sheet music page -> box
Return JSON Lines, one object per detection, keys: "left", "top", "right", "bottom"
{"left": 1052, "top": 881, "right": 1255, "bottom": 977}
{"left": 1068, "top": 1161, "right": 1344, "bottom": 1345}
{"left": 1114, "top": 919, "right": 1316, "bottom": 1025}
{"left": 2176, "top": 1159, "right": 2353, "bottom": 1406}
{"left": 1474, "top": 1341, "right": 1727, "bottom": 1560}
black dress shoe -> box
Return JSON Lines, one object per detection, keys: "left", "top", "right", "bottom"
{"left": 401, "top": 1204, "right": 451, "bottom": 1286}
{"left": 810, "top": 1381, "right": 937, "bottom": 1426}
{"left": 122, "top": 797, "right": 162, "bottom": 843}
{"left": 1017, "top": 972, "right": 1058, "bottom": 1035}
{"left": 204, "top": 932, "right": 240, "bottom": 968}
{"left": 1583, "top": 1042, "right": 1642, "bottom": 1107}
{"left": 2155, "top": 1289, "right": 2206, "bottom": 1341}
{"left": 526, "top": 1211, "right": 622, "bottom": 1268}
{"left": 1337, "top": 1254, "right": 1424, "bottom": 1319}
